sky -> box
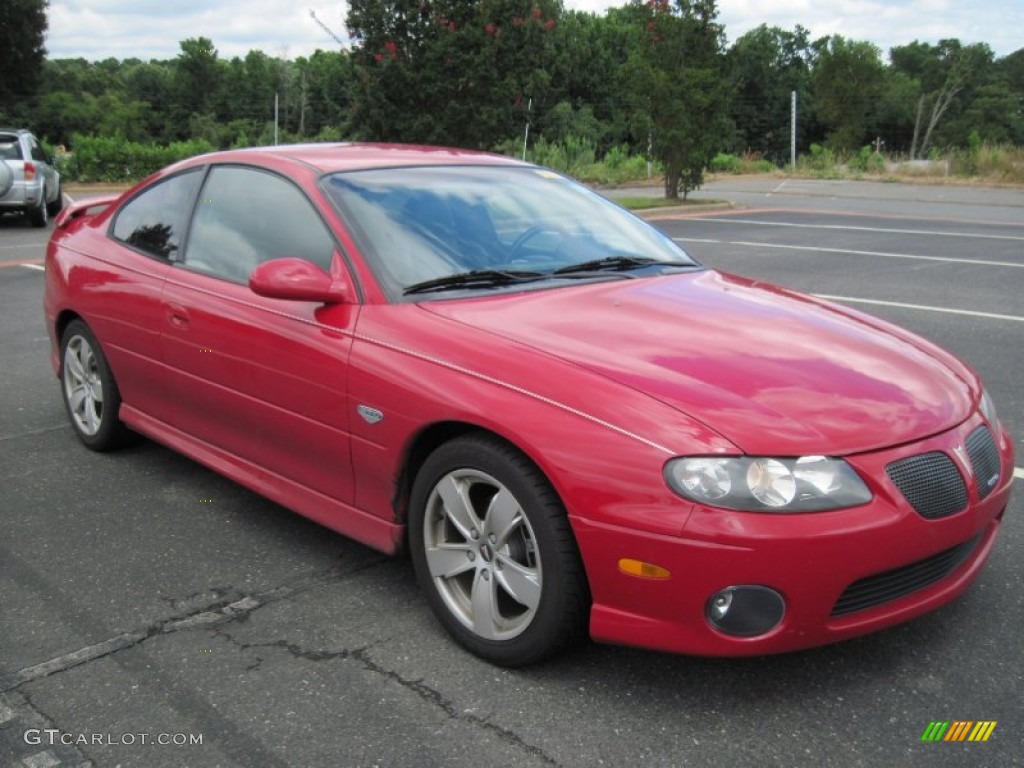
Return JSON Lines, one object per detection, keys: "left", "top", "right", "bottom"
{"left": 46, "top": 1, "right": 1023, "bottom": 62}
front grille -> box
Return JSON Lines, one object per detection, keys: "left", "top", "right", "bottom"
{"left": 886, "top": 452, "right": 967, "bottom": 519}
{"left": 832, "top": 536, "right": 981, "bottom": 616}
{"left": 967, "top": 426, "right": 1001, "bottom": 500}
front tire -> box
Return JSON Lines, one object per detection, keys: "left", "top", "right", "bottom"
{"left": 59, "top": 320, "right": 131, "bottom": 451}
{"left": 409, "top": 434, "right": 589, "bottom": 666}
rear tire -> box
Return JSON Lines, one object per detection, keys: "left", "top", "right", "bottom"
{"left": 29, "top": 191, "right": 48, "bottom": 227}
{"left": 409, "top": 434, "right": 589, "bottom": 666}
{"left": 47, "top": 181, "right": 64, "bottom": 216}
{"left": 59, "top": 320, "right": 132, "bottom": 451}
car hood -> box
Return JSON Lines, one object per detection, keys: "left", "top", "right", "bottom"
{"left": 420, "top": 271, "right": 975, "bottom": 455}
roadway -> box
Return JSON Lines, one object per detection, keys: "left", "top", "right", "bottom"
{"left": 1, "top": 178, "right": 1021, "bottom": 767}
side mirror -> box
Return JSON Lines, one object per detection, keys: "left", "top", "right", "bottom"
{"left": 249, "top": 257, "right": 353, "bottom": 304}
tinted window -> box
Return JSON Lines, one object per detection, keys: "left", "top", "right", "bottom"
{"left": 324, "top": 166, "right": 698, "bottom": 300}
{"left": 183, "top": 166, "right": 335, "bottom": 283}
{"left": 0, "top": 135, "right": 23, "bottom": 160}
{"left": 112, "top": 170, "right": 203, "bottom": 260}
{"left": 29, "top": 138, "right": 47, "bottom": 162}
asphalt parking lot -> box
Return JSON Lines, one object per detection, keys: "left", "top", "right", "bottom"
{"left": 1, "top": 178, "right": 1021, "bottom": 767}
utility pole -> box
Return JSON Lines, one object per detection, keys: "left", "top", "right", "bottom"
{"left": 274, "top": 92, "right": 279, "bottom": 145}
{"left": 790, "top": 91, "right": 797, "bottom": 170}
{"left": 521, "top": 98, "right": 532, "bottom": 161}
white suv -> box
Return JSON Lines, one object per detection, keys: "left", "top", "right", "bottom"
{"left": 0, "top": 128, "right": 62, "bottom": 227}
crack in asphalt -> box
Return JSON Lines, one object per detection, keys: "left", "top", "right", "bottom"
{"left": 214, "top": 631, "right": 563, "bottom": 767}
{"left": 0, "top": 555, "right": 388, "bottom": 693}
{"left": 2, "top": 551, "right": 560, "bottom": 765}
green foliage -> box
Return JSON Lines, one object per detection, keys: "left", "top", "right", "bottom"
{"left": 810, "top": 36, "right": 885, "bottom": 151}
{"left": 346, "top": 0, "right": 564, "bottom": 149}
{"left": 710, "top": 152, "right": 775, "bottom": 174}
{"left": 498, "top": 137, "right": 653, "bottom": 185}
{"left": 623, "top": 0, "right": 732, "bottom": 199}
{"left": 848, "top": 146, "right": 886, "bottom": 174}
{"left": 797, "top": 143, "right": 841, "bottom": 177}
{"left": 711, "top": 153, "right": 740, "bottom": 172}
{"left": 0, "top": 0, "right": 49, "bottom": 122}
{"left": 63, "top": 135, "right": 215, "bottom": 182}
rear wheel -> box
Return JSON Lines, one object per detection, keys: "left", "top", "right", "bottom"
{"left": 409, "top": 434, "right": 589, "bottom": 666}
{"left": 47, "top": 181, "right": 64, "bottom": 216}
{"left": 29, "top": 190, "right": 48, "bottom": 227}
{"left": 59, "top": 320, "right": 131, "bottom": 450}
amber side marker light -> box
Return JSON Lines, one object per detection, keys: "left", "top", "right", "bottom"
{"left": 618, "top": 558, "right": 672, "bottom": 580}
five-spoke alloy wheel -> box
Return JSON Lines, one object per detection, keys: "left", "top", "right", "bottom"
{"left": 60, "top": 320, "right": 130, "bottom": 450}
{"left": 410, "top": 434, "right": 588, "bottom": 666}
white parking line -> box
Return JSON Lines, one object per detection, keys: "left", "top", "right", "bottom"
{"left": 1015, "top": 467, "right": 1024, "bottom": 480}
{"left": 689, "top": 217, "right": 1024, "bottom": 243}
{"left": 814, "top": 294, "right": 1024, "bottom": 323}
{"left": 20, "top": 264, "right": 44, "bottom": 272}
{"left": 673, "top": 238, "right": 1023, "bottom": 269}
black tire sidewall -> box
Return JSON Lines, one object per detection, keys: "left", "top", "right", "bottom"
{"left": 30, "top": 190, "right": 47, "bottom": 227}
{"left": 59, "top": 320, "right": 127, "bottom": 451}
{"left": 409, "top": 434, "right": 587, "bottom": 666}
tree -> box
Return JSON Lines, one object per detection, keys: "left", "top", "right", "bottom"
{"left": 809, "top": 36, "right": 885, "bottom": 151}
{"left": 891, "top": 41, "right": 1002, "bottom": 156}
{"left": 728, "top": 24, "right": 812, "bottom": 161}
{"left": 0, "top": 0, "right": 49, "bottom": 122}
{"left": 623, "top": 0, "right": 731, "bottom": 199}
{"left": 346, "top": 0, "right": 563, "bottom": 148}
{"left": 170, "top": 37, "right": 224, "bottom": 139}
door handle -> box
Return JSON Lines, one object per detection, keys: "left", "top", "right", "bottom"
{"left": 166, "top": 303, "right": 190, "bottom": 328}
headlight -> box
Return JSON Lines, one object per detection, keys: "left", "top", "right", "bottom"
{"left": 979, "top": 388, "right": 1000, "bottom": 427}
{"left": 665, "top": 455, "right": 872, "bottom": 512}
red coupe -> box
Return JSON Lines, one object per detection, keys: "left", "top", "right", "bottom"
{"left": 44, "top": 144, "right": 1014, "bottom": 666}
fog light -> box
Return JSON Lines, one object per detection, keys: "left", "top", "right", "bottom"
{"left": 705, "top": 586, "right": 785, "bottom": 637}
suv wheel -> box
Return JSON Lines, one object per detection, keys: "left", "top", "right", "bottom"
{"left": 29, "top": 190, "right": 48, "bottom": 227}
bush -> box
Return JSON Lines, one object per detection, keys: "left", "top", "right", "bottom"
{"left": 798, "top": 144, "right": 840, "bottom": 177}
{"left": 495, "top": 138, "right": 655, "bottom": 186}
{"left": 848, "top": 146, "right": 886, "bottom": 174}
{"left": 711, "top": 153, "right": 741, "bottom": 173}
{"left": 63, "top": 135, "right": 216, "bottom": 182}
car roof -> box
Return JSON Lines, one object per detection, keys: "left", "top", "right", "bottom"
{"left": 184, "top": 142, "right": 530, "bottom": 174}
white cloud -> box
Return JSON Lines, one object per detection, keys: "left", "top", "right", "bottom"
{"left": 44, "top": 0, "right": 1022, "bottom": 61}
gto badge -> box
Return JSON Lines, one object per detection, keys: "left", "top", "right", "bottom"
{"left": 356, "top": 405, "right": 384, "bottom": 424}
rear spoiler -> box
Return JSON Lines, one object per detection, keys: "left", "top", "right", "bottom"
{"left": 54, "top": 194, "right": 122, "bottom": 230}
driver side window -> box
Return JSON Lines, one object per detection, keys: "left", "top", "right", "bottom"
{"left": 184, "top": 166, "right": 335, "bottom": 283}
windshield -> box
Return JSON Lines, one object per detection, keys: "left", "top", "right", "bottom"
{"left": 322, "top": 165, "right": 700, "bottom": 300}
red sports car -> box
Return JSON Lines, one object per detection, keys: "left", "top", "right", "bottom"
{"left": 44, "top": 144, "right": 1014, "bottom": 666}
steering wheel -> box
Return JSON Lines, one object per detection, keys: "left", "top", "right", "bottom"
{"left": 508, "top": 226, "right": 564, "bottom": 260}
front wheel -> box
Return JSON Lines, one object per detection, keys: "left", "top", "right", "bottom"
{"left": 409, "top": 434, "right": 589, "bottom": 666}
{"left": 59, "top": 320, "right": 131, "bottom": 450}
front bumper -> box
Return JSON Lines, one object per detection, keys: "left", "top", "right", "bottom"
{"left": 577, "top": 415, "right": 1014, "bottom": 656}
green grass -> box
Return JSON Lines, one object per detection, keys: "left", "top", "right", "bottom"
{"left": 614, "top": 196, "right": 725, "bottom": 210}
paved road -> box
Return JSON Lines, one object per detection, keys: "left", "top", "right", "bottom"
{"left": 1, "top": 180, "right": 1021, "bottom": 767}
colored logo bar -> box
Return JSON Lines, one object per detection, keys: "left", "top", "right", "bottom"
{"left": 921, "top": 721, "right": 997, "bottom": 742}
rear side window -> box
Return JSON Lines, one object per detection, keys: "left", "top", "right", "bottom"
{"left": 29, "top": 138, "right": 47, "bottom": 162}
{"left": 112, "top": 170, "right": 203, "bottom": 260}
{"left": 0, "top": 135, "right": 23, "bottom": 160}
{"left": 183, "top": 166, "right": 335, "bottom": 283}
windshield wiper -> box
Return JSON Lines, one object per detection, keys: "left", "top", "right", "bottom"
{"left": 404, "top": 269, "right": 545, "bottom": 295}
{"left": 552, "top": 255, "right": 694, "bottom": 275}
